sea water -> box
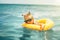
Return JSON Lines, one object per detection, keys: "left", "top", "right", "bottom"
{"left": 0, "top": 4, "right": 60, "bottom": 40}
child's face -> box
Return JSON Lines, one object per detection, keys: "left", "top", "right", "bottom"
{"left": 23, "top": 13, "right": 34, "bottom": 24}
{"left": 26, "top": 19, "right": 34, "bottom": 24}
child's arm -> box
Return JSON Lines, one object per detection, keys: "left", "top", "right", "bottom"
{"left": 34, "top": 20, "right": 45, "bottom": 31}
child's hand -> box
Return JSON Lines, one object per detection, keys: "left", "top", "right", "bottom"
{"left": 39, "top": 23, "right": 45, "bottom": 31}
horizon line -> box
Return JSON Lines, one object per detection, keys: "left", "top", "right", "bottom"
{"left": 0, "top": 3, "right": 60, "bottom": 6}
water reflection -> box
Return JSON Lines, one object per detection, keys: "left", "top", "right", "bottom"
{"left": 20, "top": 28, "right": 31, "bottom": 40}
{"left": 20, "top": 28, "right": 54, "bottom": 40}
{"left": 43, "top": 30, "right": 54, "bottom": 40}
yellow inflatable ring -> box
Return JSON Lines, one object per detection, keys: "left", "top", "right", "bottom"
{"left": 22, "top": 18, "right": 54, "bottom": 31}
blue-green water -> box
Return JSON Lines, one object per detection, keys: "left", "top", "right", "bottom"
{"left": 0, "top": 4, "right": 60, "bottom": 40}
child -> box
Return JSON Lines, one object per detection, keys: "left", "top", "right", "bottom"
{"left": 22, "top": 12, "right": 44, "bottom": 31}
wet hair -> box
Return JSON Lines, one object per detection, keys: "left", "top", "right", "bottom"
{"left": 22, "top": 11, "right": 31, "bottom": 16}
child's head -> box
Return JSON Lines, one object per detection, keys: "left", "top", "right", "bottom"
{"left": 22, "top": 12, "right": 34, "bottom": 24}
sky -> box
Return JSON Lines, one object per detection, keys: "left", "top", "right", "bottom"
{"left": 0, "top": 0, "right": 60, "bottom": 5}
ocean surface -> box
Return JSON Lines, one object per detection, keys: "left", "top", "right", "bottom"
{"left": 0, "top": 4, "right": 60, "bottom": 40}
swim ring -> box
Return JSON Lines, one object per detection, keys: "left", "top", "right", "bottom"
{"left": 22, "top": 18, "right": 54, "bottom": 31}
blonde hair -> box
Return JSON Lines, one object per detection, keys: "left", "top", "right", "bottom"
{"left": 22, "top": 12, "right": 34, "bottom": 20}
